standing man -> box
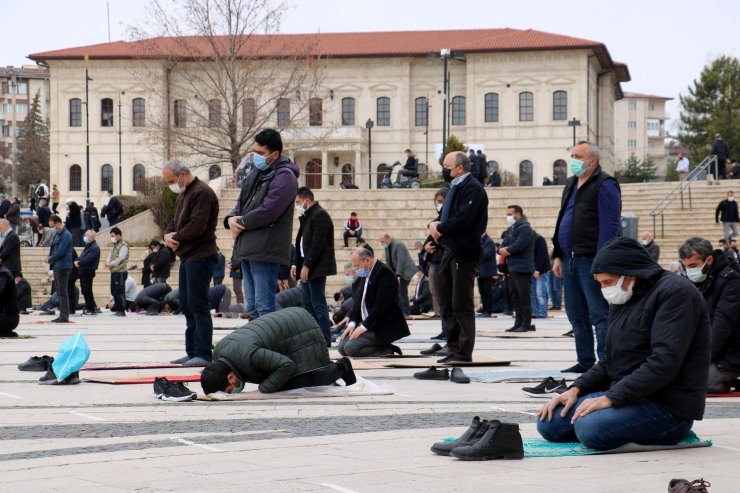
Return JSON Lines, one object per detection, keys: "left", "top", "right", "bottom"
{"left": 711, "top": 133, "right": 730, "bottom": 180}
{"left": 46, "top": 215, "right": 73, "bottom": 323}
{"left": 676, "top": 152, "right": 690, "bottom": 181}
{"left": 639, "top": 231, "right": 661, "bottom": 262}
{"left": 76, "top": 229, "right": 100, "bottom": 315}
{"left": 292, "top": 187, "right": 336, "bottom": 346}
{"left": 4, "top": 197, "right": 21, "bottom": 232}
{"left": 35, "top": 179, "right": 50, "bottom": 205}
{"left": 103, "top": 190, "right": 123, "bottom": 226}
{"left": 225, "top": 129, "right": 299, "bottom": 319}
{"left": 164, "top": 159, "right": 220, "bottom": 365}
{"left": 715, "top": 190, "right": 739, "bottom": 243}
{"left": 476, "top": 232, "right": 497, "bottom": 317}
{"left": 50, "top": 185, "right": 60, "bottom": 214}
{"left": 0, "top": 219, "right": 21, "bottom": 277}
{"left": 36, "top": 199, "right": 51, "bottom": 239}
{"left": 429, "top": 151, "right": 489, "bottom": 363}
{"left": 65, "top": 200, "right": 82, "bottom": 247}
{"left": 498, "top": 205, "right": 534, "bottom": 332}
{"left": 378, "top": 232, "right": 416, "bottom": 316}
{"left": 105, "top": 227, "right": 129, "bottom": 317}
{"left": 532, "top": 230, "right": 552, "bottom": 320}
{"left": 551, "top": 141, "right": 621, "bottom": 373}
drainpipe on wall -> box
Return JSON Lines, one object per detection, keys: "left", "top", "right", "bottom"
{"left": 165, "top": 67, "right": 171, "bottom": 161}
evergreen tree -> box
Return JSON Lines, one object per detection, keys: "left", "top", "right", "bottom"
{"left": 16, "top": 90, "right": 50, "bottom": 190}
{"left": 615, "top": 154, "right": 643, "bottom": 183}
{"left": 639, "top": 156, "right": 657, "bottom": 181}
{"left": 438, "top": 134, "right": 466, "bottom": 164}
{"left": 679, "top": 55, "right": 740, "bottom": 163}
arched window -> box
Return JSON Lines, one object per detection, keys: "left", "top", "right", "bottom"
{"left": 451, "top": 96, "right": 465, "bottom": 125}
{"left": 208, "top": 99, "right": 221, "bottom": 127}
{"left": 101, "top": 98, "right": 114, "bottom": 127}
{"left": 132, "top": 98, "right": 146, "bottom": 127}
{"left": 174, "top": 99, "right": 187, "bottom": 128}
{"left": 69, "top": 165, "right": 82, "bottom": 191}
{"left": 341, "top": 97, "right": 355, "bottom": 126}
{"left": 553, "top": 91, "right": 567, "bottom": 121}
{"left": 415, "top": 97, "right": 428, "bottom": 127}
{"left": 209, "top": 165, "right": 222, "bottom": 180}
{"left": 519, "top": 160, "right": 533, "bottom": 186}
{"left": 69, "top": 98, "right": 82, "bottom": 127}
{"left": 276, "top": 98, "right": 290, "bottom": 127}
{"left": 133, "top": 164, "right": 146, "bottom": 192}
{"left": 519, "top": 92, "right": 533, "bottom": 121}
{"left": 101, "top": 164, "right": 114, "bottom": 192}
{"left": 484, "top": 92, "right": 499, "bottom": 123}
{"left": 376, "top": 97, "right": 390, "bottom": 126}
{"left": 309, "top": 97, "right": 322, "bottom": 126}
{"left": 242, "top": 98, "right": 255, "bottom": 127}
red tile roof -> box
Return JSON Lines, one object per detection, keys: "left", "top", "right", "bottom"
{"left": 0, "top": 66, "right": 49, "bottom": 79}
{"left": 28, "top": 28, "right": 629, "bottom": 81}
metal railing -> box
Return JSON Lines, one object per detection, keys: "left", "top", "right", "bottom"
{"left": 649, "top": 155, "right": 718, "bottom": 238}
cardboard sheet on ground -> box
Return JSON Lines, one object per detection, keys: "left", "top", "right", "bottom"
{"left": 478, "top": 330, "right": 566, "bottom": 339}
{"left": 24, "top": 320, "right": 75, "bottom": 324}
{"left": 0, "top": 334, "right": 35, "bottom": 339}
{"left": 522, "top": 431, "right": 711, "bottom": 457}
{"left": 469, "top": 370, "right": 581, "bottom": 383}
{"left": 383, "top": 357, "right": 510, "bottom": 368}
{"left": 83, "top": 374, "right": 201, "bottom": 384}
{"left": 199, "top": 376, "right": 393, "bottom": 400}
{"left": 83, "top": 362, "right": 207, "bottom": 371}
{"left": 406, "top": 314, "right": 441, "bottom": 320}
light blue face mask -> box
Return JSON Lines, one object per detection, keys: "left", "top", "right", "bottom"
{"left": 253, "top": 151, "right": 274, "bottom": 171}
{"left": 355, "top": 267, "right": 368, "bottom": 278}
{"left": 232, "top": 380, "right": 245, "bottom": 394}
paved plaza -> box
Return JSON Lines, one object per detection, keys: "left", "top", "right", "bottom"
{"left": 0, "top": 311, "right": 736, "bottom": 492}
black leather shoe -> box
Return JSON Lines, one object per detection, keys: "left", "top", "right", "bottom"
{"left": 562, "top": 329, "right": 574, "bottom": 337}
{"left": 450, "top": 367, "right": 470, "bottom": 384}
{"left": 436, "top": 354, "right": 455, "bottom": 364}
{"left": 390, "top": 344, "right": 403, "bottom": 356}
{"left": 561, "top": 363, "right": 591, "bottom": 373}
{"left": 511, "top": 325, "right": 536, "bottom": 332}
{"left": 433, "top": 346, "right": 451, "bottom": 357}
{"left": 430, "top": 331, "right": 446, "bottom": 340}
{"left": 451, "top": 422, "right": 524, "bottom": 460}
{"left": 431, "top": 417, "right": 494, "bottom": 456}
{"left": 337, "top": 357, "right": 357, "bottom": 386}
{"left": 505, "top": 325, "right": 520, "bottom": 332}
{"left": 449, "top": 353, "right": 472, "bottom": 363}
{"left": 18, "top": 355, "right": 54, "bottom": 372}
{"left": 414, "top": 366, "right": 449, "bottom": 380}
{"left": 420, "top": 343, "right": 443, "bottom": 356}
{"left": 51, "top": 318, "right": 70, "bottom": 323}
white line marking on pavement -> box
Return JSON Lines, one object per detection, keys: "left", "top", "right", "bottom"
{"left": 491, "top": 406, "right": 538, "bottom": 417}
{"left": 169, "top": 437, "right": 223, "bottom": 452}
{"left": 0, "top": 392, "right": 23, "bottom": 399}
{"left": 713, "top": 445, "right": 740, "bottom": 453}
{"left": 69, "top": 411, "right": 105, "bottom": 421}
{"left": 321, "top": 483, "right": 361, "bottom": 493}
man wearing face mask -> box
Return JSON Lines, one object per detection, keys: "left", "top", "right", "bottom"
{"left": 498, "top": 205, "right": 534, "bottom": 332}
{"left": 551, "top": 141, "right": 621, "bottom": 373}
{"left": 291, "top": 187, "right": 336, "bottom": 346}
{"left": 105, "top": 227, "right": 129, "bottom": 317}
{"left": 163, "top": 159, "right": 220, "bottom": 365}
{"left": 225, "top": 129, "right": 299, "bottom": 319}
{"left": 679, "top": 237, "right": 740, "bottom": 393}
{"left": 76, "top": 230, "right": 100, "bottom": 315}
{"left": 428, "top": 152, "right": 488, "bottom": 363}
{"left": 378, "top": 232, "right": 416, "bottom": 316}
{"left": 638, "top": 231, "right": 660, "bottom": 262}
{"left": 423, "top": 188, "right": 448, "bottom": 321}
{"left": 0, "top": 219, "right": 21, "bottom": 277}
{"left": 45, "top": 215, "right": 73, "bottom": 323}
{"left": 537, "top": 237, "right": 710, "bottom": 451}
{"left": 715, "top": 190, "right": 739, "bottom": 243}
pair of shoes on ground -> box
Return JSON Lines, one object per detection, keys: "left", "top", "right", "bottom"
{"left": 505, "top": 324, "right": 536, "bottom": 332}
{"left": 153, "top": 377, "right": 197, "bottom": 401}
{"left": 521, "top": 377, "right": 567, "bottom": 398}
{"left": 414, "top": 366, "right": 470, "bottom": 384}
{"left": 170, "top": 355, "right": 212, "bottom": 366}
{"left": 18, "top": 355, "right": 54, "bottom": 372}
{"left": 431, "top": 416, "right": 524, "bottom": 460}
{"left": 668, "top": 478, "right": 711, "bottom": 492}
{"left": 38, "top": 369, "right": 80, "bottom": 385}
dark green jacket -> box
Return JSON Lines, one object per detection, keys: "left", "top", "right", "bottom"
{"left": 213, "top": 307, "right": 330, "bottom": 393}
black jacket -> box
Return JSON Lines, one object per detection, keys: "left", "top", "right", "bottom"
{"left": 16, "top": 278, "right": 32, "bottom": 311}
{"left": 695, "top": 251, "right": 740, "bottom": 372}
{"left": 501, "top": 216, "right": 534, "bottom": 273}
{"left": 533, "top": 232, "right": 551, "bottom": 274}
{"left": 65, "top": 202, "right": 81, "bottom": 229}
{"left": 0, "top": 265, "right": 19, "bottom": 326}
{"left": 576, "top": 238, "right": 711, "bottom": 421}
{"left": 410, "top": 275, "right": 431, "bottom": 311}
{"left": 477, "top": 234, "right": 498, "bottom": 278}
{"left": 150, "top": 248, "right": 172, "bottom": 279}
{"left": 0, "top": 231, "right": 21, "bottom": 276}
{"left": 436, "top": 175, "right": 489, "bottom": 263}
{"left": 712, "top": 138, "right": 730, "bottom": 159}
{"left": 77, "top": 240, "right": 100, "bottom": 274}
{"left": 715, "top": 199, "right": 739, "bottom": 223}
{"left": 295, "top": 202, "right": 337, "bottom": 279}
{"left": 350, "top": 260, "right": 410, "bottom": 345}
{"left": 5, "top": 202, "right": 21, "bottom": 226}
{"left": 37, "top": 205, "right": 51, "bottom": 230}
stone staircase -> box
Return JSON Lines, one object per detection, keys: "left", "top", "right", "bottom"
{"left": 21, "top": 180, "right": 735, "bottom": 307}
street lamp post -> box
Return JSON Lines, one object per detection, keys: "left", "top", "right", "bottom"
{"left": 118, "top": 91, "right": 124, "bottom": 196}
{"left": 568, "top": 117, "right": 581, "bottom": 147}
{"left": 7, "top": 67, "right": 19, "bottom": 199}
{"left": 440, "top": 49, "right": 450, "bottom": 156}
{"left": 424, "top": 100, "right": 430, "bottom": 166}
{"left": 365, "top": 118, "right": 374, "bottom": 189}
{"left": 84, "top": 68, "right": 92, "bottom": 203}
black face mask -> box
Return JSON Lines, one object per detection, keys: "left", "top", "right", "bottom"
{"left": 442, "top": 168, "right": 452, "bottom": 183}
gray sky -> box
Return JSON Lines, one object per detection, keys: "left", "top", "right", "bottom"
{"left": 7, "top": 0, "right": 739, "bottom": 131}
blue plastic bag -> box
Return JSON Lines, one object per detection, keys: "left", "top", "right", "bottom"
{"left": 52, "top": 331, "right": 90, "bottom": 381}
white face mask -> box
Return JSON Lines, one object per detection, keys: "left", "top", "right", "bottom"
{"left": 685, "top": 260, "right": 708, "bottom": 283}
{"left": 294, "top": 200, "right": 307, "bottom": 215}
{"left": 344, "top": 275, "right": 354, "bottom": 283}
{"left": 728, "top": 197, "right": 735, "bottom": 202}
{"left": 640, "top": 240, "right": 649, "bottom": 246}
{"left": 435, "top": 203, "right": 443, "bottom": 213}
{"left": 601, "top": 275, "right": 634, "bottom": 305}
{"left": 169, "top": 183, "right": 182, "bottom": 194}
{"left": 110, "top": 237, "right": 118, "bottom": 244}
{"left": 506, "top": 215, "right": 515, "bottom": 225}
{"left": 412, "top": 274, "right": 420, "bottom": 283}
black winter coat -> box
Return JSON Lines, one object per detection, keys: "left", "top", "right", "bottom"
{"left": 295, "top": 202, "right": 336, "bottom": 279}
{"left": 0, "top": 231, "right": 21, "bottom": 276}
{"left": 213, "top": 307, "right": 330, "bottom": 393}
{"left": 501, "top": 216, "right": 534, "bottom": 273}
{"left": 437, "top": 175, "right": 489, "bottom": 263}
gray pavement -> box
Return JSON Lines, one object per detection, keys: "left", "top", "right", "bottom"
{"left": 0, "top": 310, "right": 736, "bottom": 492}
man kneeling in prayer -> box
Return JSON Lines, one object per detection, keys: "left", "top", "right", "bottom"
{"left": 200, "top": 307, "right": 356, "bottom": 395}
{"left": 537, "top": 237, "right": 710, "bottom": 450}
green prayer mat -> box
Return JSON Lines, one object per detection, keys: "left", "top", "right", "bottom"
{"left": 522, "top": 431, "right": 711, "bottom": 457}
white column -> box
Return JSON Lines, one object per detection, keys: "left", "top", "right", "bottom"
{"left": 354, "top": 148, "right": 363, "bottom": 188}
{"left": 321, "top": 150, "right": 328, "bottom": 190}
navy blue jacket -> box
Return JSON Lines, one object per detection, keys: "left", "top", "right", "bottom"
{"left": 501, "top": 216, "right": 534, "bottom": 273}
{"left": 477, "top": 234, "right": 498, "bottom": 278}
{"left": 47, "top": 228, "right": 73, "bottom": 271}
{"left": 437, "top": 175, "right": 489, "bottom": 263}
{"left": 77, "top": 240, "right": 100, "bottom": 274}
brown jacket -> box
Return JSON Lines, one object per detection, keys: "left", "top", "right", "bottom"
{"left": 165, "top": 177, "right": 219, "bottom": 261}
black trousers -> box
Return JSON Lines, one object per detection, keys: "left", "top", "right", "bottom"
{"left": 79, "top": 271, "right": 96, "bottom": 311}
{"left": 437, "top": 248, "right": 477, "bottom": 358}
{"left": 111, "top": 272, "right": 128, "bottom": 312}
{"left": 477, "top": 277, "right": 494, "bottom": 314}
{"left": 278, "top": 362, "right": 344, "bottom": 391}
{"left": 54, "top": 269, "right": 71, "bottom": 321}
{"left": 509, "top": 272, "right": 533, "bottom": 329}
{"left": 0, "top": 314, "right": 20, "bottom": 335}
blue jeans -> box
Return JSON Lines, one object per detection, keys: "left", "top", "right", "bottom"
{"left": 563, "top": 255, "right": 609, "bottom": 367}
{"left": 241, "top": 259, "right": 279, "bottom": 318}
{"left": 531, "top": 273, "right": 549, "bottom": 318}
{"left": 301, "top": 277, "right": 331, "bottom": 344}
{"left": 179, "top": 254, "right": 217, "bottom": 360}
{"left": 536, "top": 391, "right": 693, "bottom": 451}
{"left": 548, "top": 271, "right": 563, "bottom": 309}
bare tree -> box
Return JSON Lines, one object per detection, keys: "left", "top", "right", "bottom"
{"left": 130, "top": 0, "right": 328, "bottom": 171}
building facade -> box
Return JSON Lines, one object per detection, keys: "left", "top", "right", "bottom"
{"left": 30, "top": 29, "right": 629, "bottom": 205}
{"left": 613, "top": 92, "right": 671, "bottom": 177}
